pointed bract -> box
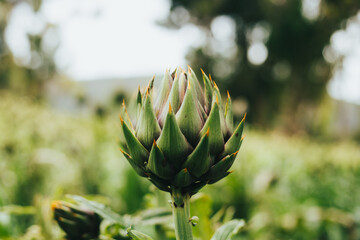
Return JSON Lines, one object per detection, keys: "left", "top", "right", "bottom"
{"left": 208, "top": 152, "right": 238, "bottom": 181}
{"left": 178, "top": 71, "right": 187, "bottom": 103}
{"left": 201, "top": 69, "right": 213, "bottom": 113}
{"left": 147, "top": 141, "right": 174, "bottom": 180}
{"left": 121, "top": 118, "right": 149, "bottom": 166}
{"left": 120, "top": 149, "right": 147, "bottom": 177}
{"left": 188, "top": 66, "right": 204, "bottom": 105}
{"left": 172, "top": 168, "right": 195, "bottom": 187}
{"left": 176, "top": 81, "right": 204, "bottom": 146}
{"left": 156, "top": 106, "right": 192, "bottom": 170}
{"left": 223, "top": 114, "right": 246, "bottom": 157}
{"left": 154, "top": 70, "right": 173, "bottom": 115}
{"left": 158, "top": 73, "right": 181, "bottom": 126}
{"left": 183, "top": 130, "right": 211, "bottom": 177}
{"left": 200, "top": 102, "right": 224, "bottom": 155}
{"left": 225, "top": 91, "right": 234, "bottom": 133}
{"left": 136, "top": 94, "right": 161, "bottom": 149}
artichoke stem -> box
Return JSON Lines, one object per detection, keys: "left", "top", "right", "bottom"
{"left": 171, "top": 189, "right": 193, "bottom": 240}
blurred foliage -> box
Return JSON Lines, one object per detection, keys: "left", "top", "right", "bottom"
{"left": 0, "top": 0, "right": 57, "bottom": 98}
{"left": 1, "top": 92, "right": 360, "bottom": 239}
{"left": 163, "top": 0, "right": 360, "bottom": 131}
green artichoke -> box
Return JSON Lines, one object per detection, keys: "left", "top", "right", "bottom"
{"left": 52, "top": 201, "right": 102, "bottom": 240}
{"left": 119, "top": 67, "right": 245, "bottom": 196}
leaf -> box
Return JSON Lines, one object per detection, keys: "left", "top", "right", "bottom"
{"left": 127, "top": 227, "right": 154, "bottom": 240}
{"left": 211, "top": 219, "right": 245, "bottom": 240}
{"left": 135, "top": 208, "right": 172, "bottom": 226}
{"left": 68, "top": 195, "right": 126, "bottom": 226}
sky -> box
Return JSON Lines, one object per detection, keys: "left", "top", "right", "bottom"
{"left": 5, "top": 0, "right": 360, "bottom": 105}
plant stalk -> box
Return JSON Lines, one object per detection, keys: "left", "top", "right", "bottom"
{"left": 171, "top": 189, "right": 193, "bottom": 240}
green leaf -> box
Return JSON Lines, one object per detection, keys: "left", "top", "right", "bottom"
{"left": 127, "top": 227, "right": 154, "bottom": 240}
{"left": 68, "top": 195, "right": 125, "bottom": 226}
{"left": 200, "top": 102, "right": 224, "bottom": 156}
{"left": 183, "top": 130, "right": 211, "bottom": 177}
{"left": 176, "top": 79, "right": 204, "bottom": 146}
{"left": 211, "top": 219, "right": 245, "bottom": 240}
{"left": 156, "top": 105, "right": 192, "bottom": 170}
{"left": 121, "top": 118, "right": 149, "bottom": 166}
{"left": 136, "top": 92, "right": 161, "bottom": 150}
{"left": 223, "top": 114, "right": 245, "bottom": 157}
{"left": 135, "top": 208, "right": 172, "bottom": 226}
{"left": 146, "top": 140, "right": 175, "bottom": 180}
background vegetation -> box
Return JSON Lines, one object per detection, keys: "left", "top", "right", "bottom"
{"left": 0, "top": 0, "right": 360, "bottom": 239}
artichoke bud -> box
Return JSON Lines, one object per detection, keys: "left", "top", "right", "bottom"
{"left": 119, "top": 67, "right": 245, "bottom": 195}
{"left": 52, "top": 201, "right": 101, "bottom": 240}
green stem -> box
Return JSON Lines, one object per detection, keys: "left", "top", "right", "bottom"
{"left": 171, "top": 189, "right": 193, "bottom": 240}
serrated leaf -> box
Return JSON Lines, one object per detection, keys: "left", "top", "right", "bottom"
{"left": 211, "top": 219, "right": 245, "bottom": 240}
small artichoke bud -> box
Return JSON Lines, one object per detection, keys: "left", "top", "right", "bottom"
{"left": 119, "top": 67, "right": 245, "bottom": 195}
{"left": 51, "top": 201, "right": 101, "bottom": 240}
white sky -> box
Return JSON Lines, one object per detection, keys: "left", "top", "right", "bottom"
{"left": 4, "top": 0, "right": 360, "bottom": 105}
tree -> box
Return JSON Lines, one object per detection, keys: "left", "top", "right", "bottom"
{"left": 0, "top": 0, "right": 57, "bottom": 98}
{"left": 163, "top": 0, "right": 360, "bottom": 130}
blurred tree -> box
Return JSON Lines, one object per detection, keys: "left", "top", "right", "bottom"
{"left": 0, "top": 0, "right": 57, "bottom": 98}
{"left": 163, "top": 0, "right": 360, "bottom": 131}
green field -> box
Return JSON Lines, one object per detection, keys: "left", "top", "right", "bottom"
{"left": 1, "top": 92, "right": 359, "bottom": 239}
